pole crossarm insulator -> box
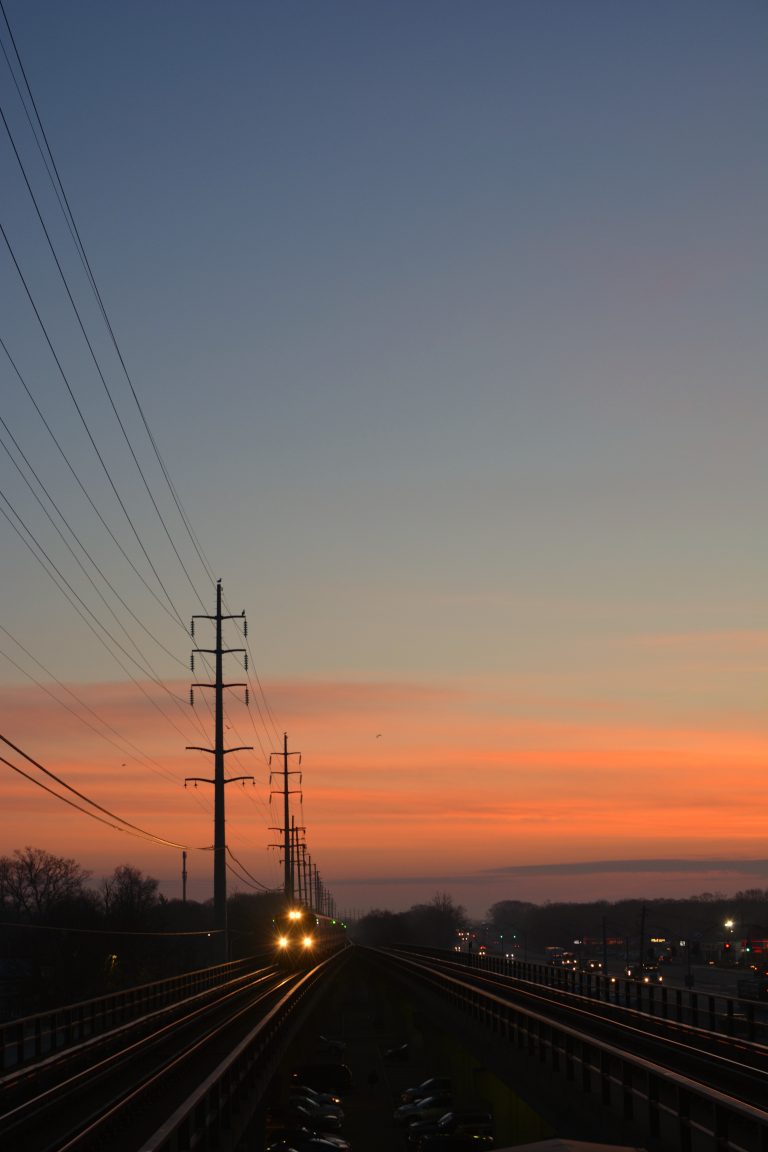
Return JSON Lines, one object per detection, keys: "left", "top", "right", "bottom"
{"left": 192, "top": 614, "right": 247, "bottom": 623}
{"left": 191, "top": 682, "right": 248, "bottom": 690}
{"left": 186, "top": 745, "right": 254, "bottom": 755}
{"left": 185, "top": 776, "right": 215, "bottom": 785}
{"left": 192, "top": 648, "right": 246, "bottom": 656}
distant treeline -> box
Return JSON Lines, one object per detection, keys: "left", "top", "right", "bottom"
{"left": 0, "top": 846, "right": 285, "bottom": 1012}
{"left": 351, "top": 890, "right": 768, "bottom": 954}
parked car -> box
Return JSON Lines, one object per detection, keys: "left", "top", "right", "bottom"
{"left": 292, "top": 1064, "right": 354, "bottom": 1093}
{"left": 288, "top": 1086, "right": 343, "bottom": 1108}
{"left": 400, "top": 1077, "right": 452, "bottom": 1105}
{"left": 287, "top": 1102, "right": 344, "bottom": 1132}
{"left": 407, "top": 1109, "right": 493, "bottom": 1150}
{"left": 267, "top": 1127, "right": 351, "bottom": 1152}
{"left": 394, "top": 1093, "right": 454, "bottom": 1126}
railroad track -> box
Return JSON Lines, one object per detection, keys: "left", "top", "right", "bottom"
{"left": 391, "top": 949, "right": 768, "bottom": 1110}
{"left": 0, "top": 962, "right": 298, "bottom": 1152}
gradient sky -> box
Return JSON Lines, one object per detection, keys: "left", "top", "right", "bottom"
{"left": 1, "top": 2, "right": 766, "bottom": 919}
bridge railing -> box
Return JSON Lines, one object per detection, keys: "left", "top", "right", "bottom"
{"left": 0, "top": 955, "right": 263, "bottom": 1071}
{"left": 397, "top": 945, "right": 768, "bottom": 1044}
{"left": 376, "top": 947, "right": 768, "bottom": 1152}
{"left": 139, "top": 947, "right": 351, "bottom": 1152}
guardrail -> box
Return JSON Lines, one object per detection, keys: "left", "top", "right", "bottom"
{"left": 0, "top": 955, "right": 262, "bottom": 1071}
{"left": 375, "top": 948, "right": 768, "bottom": 1152}
{"left": 402, "top": 946, "right": 768, "bottom": 1044}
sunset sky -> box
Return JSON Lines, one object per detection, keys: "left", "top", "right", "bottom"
{"left": 1, "top": 2, "right": 766, "bottom": 919}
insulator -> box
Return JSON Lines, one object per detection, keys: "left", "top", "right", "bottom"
{"left": 244, "top": 653, "right": 248, "bottom": 670}
{"left": 190, "top": 653, "right": 195, "bottom": 671}
{"left": 191, "top": 620, "right": 195, "bottom": 636}
{"left": 245, "top": 688, "right": 249, "bottom": 706}
{"left": 189, "top": 688, "right": 194, "bottom": 706}
{"left": 243, "top": 619, "right": 248, "bottom": 637}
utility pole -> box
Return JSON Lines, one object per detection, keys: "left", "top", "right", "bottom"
{"left": 186, "top": 580, "right": 253, "bottom": 959}
{"left": 291, "top": 818, "right": 306, "bottom": 904}
{"left": 269, "top": 733, "right": 301, "bottom": 904}
{"left": 182, "top": 851, "right": 187, "bottom": 904}
{"left": 302, "top": 845, "right": 310, "bottom": 909}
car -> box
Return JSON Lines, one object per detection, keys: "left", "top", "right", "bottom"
{"left": 287, "top": 1093, "right": 343, "bottom": 1119}
{"left": 406, "top": 1109, "right": 493, "bottom": 1150}
{"left": 400, "top": 1077, "right": 452, "bottom": 1105}
{"left": 289, "top": 1086, "right": 343, "bottom": 1108}
{"left": 292, "top": 1064, "right": 354, "bottom": 1093}
{"left": 287, "top": 1102, "right": 344, "bottom": 1132}
{"left": 580, "top": 958, "right": 603, "bottom": 974}
{"left": 625, "top": 964, "right": 663, "bottom": 984}
{"left": 267, "top": 1128, "right": 351, "bottom": 1152}
{"left": 394, "top": 1093, "right": 454, "bottom": 1126}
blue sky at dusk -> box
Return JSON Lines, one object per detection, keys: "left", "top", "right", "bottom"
{"left": 1, "top": 2, "right": 766, "bottom": 916}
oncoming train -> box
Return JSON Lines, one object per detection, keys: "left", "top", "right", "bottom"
{"left": 273, "top": 907, "right": 347, "bottom": 968}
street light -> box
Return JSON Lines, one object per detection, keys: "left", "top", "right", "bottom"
{"left": 724, "top": 919, "right": 735, "bottom": 965}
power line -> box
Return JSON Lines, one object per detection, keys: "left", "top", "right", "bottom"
{"left": 0, "top": 334, "right": 179, "bottom": 627}
{"left": 0, "top": 218, "right": 188, "bottom": 631}
{"left": 0, "top": 489, "right": 206, "bottom": 745}
{"left": 0, "top": 412, "right": 188, "bottom": 672}
{"left": 0, "top": 742, "right": 212, "bottom": 852}
{"left": 0, "top": 94, "right": 212, "bottom": 615}
{"left": 0, "top": 0, "right": 218, "bottom": 592}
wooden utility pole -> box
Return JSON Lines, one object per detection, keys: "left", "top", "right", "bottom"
{"left": 186, "top": 580, "right": 253, "bottom": 958}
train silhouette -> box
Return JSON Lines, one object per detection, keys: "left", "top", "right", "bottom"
{"left": 273, "top": 907, "right": 347, "bottom": 968}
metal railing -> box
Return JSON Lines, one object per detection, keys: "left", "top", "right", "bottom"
{"left": 376, "top": 948, "right": 768, "bottom": 1152}
{"left": 139, "top": 947, "right": 351, "bottom": 1152}
{"left": 0, "top": 955, "right": 260, "bottom": 1071}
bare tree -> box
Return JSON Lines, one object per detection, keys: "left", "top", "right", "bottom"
{"left": 0, "top": 846, "right": 91, "bottom": 920}
{"left": 102, "top": 865, "right": 159, "bottom": 928}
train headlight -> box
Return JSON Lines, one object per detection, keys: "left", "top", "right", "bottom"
{"left": 278, "top": 936, "right": 289, "bottom": 948}
{"left": 302, "top": 935, "right": 314, "bottom": 948}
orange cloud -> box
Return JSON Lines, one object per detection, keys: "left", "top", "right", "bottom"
{"left": 1, "top": 674, "right": 766, "bottom": 914}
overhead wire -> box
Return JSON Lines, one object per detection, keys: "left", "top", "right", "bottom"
{"left": 0, "top": 0, "right": 218, "bottom": 590}
{"left": 0, "top": 335, "right": 178, "bottom": 627}
{"left": 0, "top": 218, "right": 190, "bottom": 632}
{"left": 0, "top": 625, "right": 214, "bottom": 829}
{"left": 0, "top": 411, "right": 189, "bottom": 672}
{"left": 0, "top": 734, "right": 214, "bottom": 851}
{"left": 0, "top": 7, "right": 290, "bottom": 887}
{"left": 0, "top": 491, "right": 208, "bottom": 746}
{"left": 0, "top": 12, "right": 280, "bottom": 771}
{"left": 0, "top": 94, "right": 213, "bottom": 615}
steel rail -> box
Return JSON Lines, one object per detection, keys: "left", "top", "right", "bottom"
{"left": 373, "top": 947, "right": 768, "bottom": 1152}
{"left": 408, "top": 949, "right": 768, "bottom": 1097}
